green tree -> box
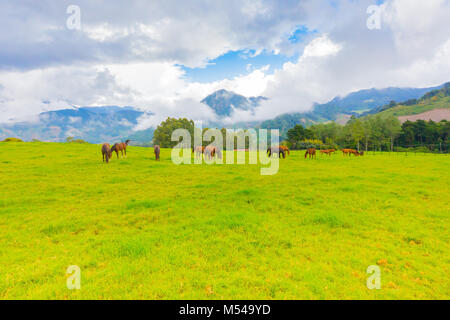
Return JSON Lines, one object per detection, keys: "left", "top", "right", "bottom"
{"left": 152, "top": 117, "right": 195, "bottom": 148}
{"left": 346, "top": 117, "right": 364, "bottom": 151}
{"left": 381, "top": 115, "right": 402, "bottom": 151}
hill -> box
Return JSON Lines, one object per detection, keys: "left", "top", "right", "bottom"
{"left": 259, "top": 84, "right": 444, "bottom": 138}
{"left": 0, "top": 106, "right": 153, "bottom": 144}
{"left": 366, "top": 83, "right": 450, "bottom": 120}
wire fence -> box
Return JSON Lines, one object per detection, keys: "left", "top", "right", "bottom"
{"left": 359, "top": 143, "right": 449, "bottom": 156}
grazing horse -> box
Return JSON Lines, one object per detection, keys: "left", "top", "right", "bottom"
{"left": 320, "top": 149, "right": 337, "bottom": 156}
{"left": 204, "top": 146, "right": 217, "bottom": 161}
{"left": 267, "top": 146, "right": 286, "bottom": 159}
{"left": 192, "top": 146, "right": 205, "bottom": 159}
{"left": 280, "top": 146, "right": 290, "bottom": 156}
{"left": 154, "top": 145, "right": 160, "bottom": 161}
{"left": 101, "top": 143, "right": 112, "bottom": 163}
{"left": 342, "top": 149, "right": 355, "bottom": 156}
{"left": 305, "top": 148, "right": 316, "bottom": 159}
{"left": 112, "top": 139, "right": 131, "bottom": 158}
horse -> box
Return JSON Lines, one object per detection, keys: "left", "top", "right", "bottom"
{"left": 280, "top": 146, "right": 290, "bottom": 156}
{"left": 342, "top": 149, "right": 355, "bottom": 156}
{"left": 154, "top": 145, "right": 160, "bottom": 161}
{"left": 267, "top": 146, "right": 286, "bottom": 159}
{"left": 204, "top": 146, "right": 217, "bottom": 161}
{"left": 111, "top": 139, "right": 131, "bottom": 158}
{"left": 193, "top": 146, "right": 205, "bottom": 159}
{"left": 101, "top": 143, "right": 112, "bottom": 163}
{"left": 305, "top": 148, "right": 316, "bottom": 159}
{"left": 320, "top": 149, "right": 336, "bottom": 156}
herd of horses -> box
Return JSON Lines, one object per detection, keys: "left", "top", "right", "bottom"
{"left": 101, "top": 142, "right": 364, "bottom": 163}
{"left": 101, "top": 140, "right": 131, "bottom": 163}
{"left": 102, "top": 140, "right": 161, "bottom": 163}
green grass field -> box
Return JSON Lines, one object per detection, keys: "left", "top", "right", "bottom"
{"left": 0, "top": 142, "right": 449, "bottom": 299}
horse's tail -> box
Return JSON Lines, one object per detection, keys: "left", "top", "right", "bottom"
{"left": 305, "top": 150, "right": 308, "bottom": 158}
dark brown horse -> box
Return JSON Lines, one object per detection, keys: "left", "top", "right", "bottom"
{"left": 305, "top": 148, "right": 316, "bottom": 159}
{"left": 267, "top": 147, "right": 286, "bottom": 159}
{"left": 111, "top": 139, "right": 131, "bottom": 158}
{"left": 154, "top": 145, "right": 160, "bottom": 161}
{"left": 101, "top": 143, "right": 112, "bottom": 163}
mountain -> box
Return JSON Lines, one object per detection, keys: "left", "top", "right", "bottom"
{"left": 259, "top": 84, "right": 445, "bottom": 137}
{"left": 0, "top": 106, "right": 154, "bottom": 144}
{"left": 201, "top": 89, "right": 267, "bottom": 117}
{"left": 364, "top": 82, "right": 450, "bottom": 122}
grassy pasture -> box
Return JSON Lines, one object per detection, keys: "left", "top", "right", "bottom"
{"left": 0, "top": 142, "right": 448, "bottom": 299}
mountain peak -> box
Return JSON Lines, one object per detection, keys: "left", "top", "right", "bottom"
{"left": 201, "top": 89, "right": 266, "bottom": 117}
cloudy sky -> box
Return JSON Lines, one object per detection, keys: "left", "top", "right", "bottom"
{"left": 0, "top": 0, "right": 449, "bottom": 127}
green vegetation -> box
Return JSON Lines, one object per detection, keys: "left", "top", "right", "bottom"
{"left": 0, "top": 142, "right": 449, "bottom": 299}
{"left": 286, "top": 116, "right": 449, "bottom": 152}
{"left": 66, "top": 137, "right": 89, "bottom": 144}
{"left": 1, "top": 137, "right": 23, "bottom": 142}
{"left": 370, "top": 82, "right": 450, "bottom": 117}
{"left": 152, "top": 118, "right": 195, "bottom": 147}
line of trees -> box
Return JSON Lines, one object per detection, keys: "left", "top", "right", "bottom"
{"left": 286, "top": 114, "right": 449, "bottom": 152}
{"left": 152, "top": 116, "right": 449, "bottom": 152}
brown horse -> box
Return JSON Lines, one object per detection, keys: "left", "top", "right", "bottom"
{"left": 111, "top": 139, "right": 131, "bottom": 158}
{"left": 101, "top": 143, "right": 112, "bottom": 163}
{"left": 192, "top": 146, "right": 205, "bottom": 159}
{"left": 343, "top": 149, "right": 362, "bottom": 156}
{"left": 267, "top": 146, "right": 286, "bottom": 159}
{"left": 280, "top": 146, "right": 290, "bottom": 156}
{"left": 204, "top": 146, "right": 217, "bottom": 160}
{"left": 320, "top": 149, "right": 337, "bottom": 156}
{"left": 342, "top": 149, "right": 355, "bottom": 156}
{"left": 305, "top": 148, "right": 316, "bottom": 159}
{"left": 154, "top": 145, "right": 160, "bottom": 161}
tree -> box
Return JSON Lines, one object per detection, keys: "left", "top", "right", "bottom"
{"left": 286, "top": 125, "right": 315, "bottom": 149}
{"left": 347, "top": 117, "right": 364, "bottom": 151}
{"left": 381, "top": 115, "right": 402, "bottom": 151}
{"left": 152, "top": 117, "right": 195, "bottom": 148}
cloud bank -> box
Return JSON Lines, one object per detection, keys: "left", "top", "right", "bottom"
{"left": 0, "top": 0, "right": 449, "bottom": 128}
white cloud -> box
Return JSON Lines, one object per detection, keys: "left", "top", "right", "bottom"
{"left": 0, "top": 0, "right": 449, "bottom": 128}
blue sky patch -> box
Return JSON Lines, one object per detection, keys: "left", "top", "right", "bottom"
{"left": 179, "top": 49, "right": 298, "bottom": 83}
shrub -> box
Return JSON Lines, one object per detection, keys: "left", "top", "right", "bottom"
{"left": 2, "top": 137, "right": 23, "bottom": 142}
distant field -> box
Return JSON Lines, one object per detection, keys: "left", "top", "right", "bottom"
{"left": 398, "top": 109, "right": 450, "bottom": 123}
{"left": 0, "top": 142, "right": 449, "bottom": 299}
{"left": 378, "top": 96, "right": 450, "bottom": 118}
